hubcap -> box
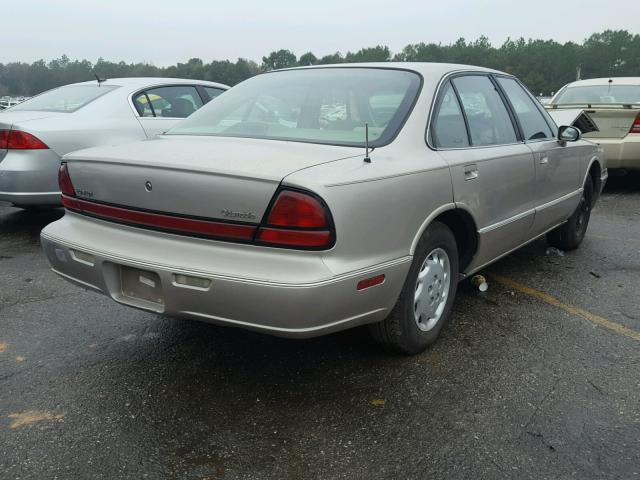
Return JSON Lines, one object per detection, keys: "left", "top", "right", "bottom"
{"left": 414, "top": 247, "right": 451, "bottom": 332}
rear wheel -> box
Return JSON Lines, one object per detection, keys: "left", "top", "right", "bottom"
{"left": 369, "top": 222, "right": 459, "bottom": 355}
{"left": 546, "top": 176, "right": 593, "bottom": 251}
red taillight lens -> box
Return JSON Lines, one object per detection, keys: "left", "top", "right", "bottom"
{"left": 0, "top": 130, "right": 8, "bottom": 149}
{"left": 58, "top": 164, "right": 76, "bottom": 197}
{"left": 256, "top": 228, "right": 332, "bottom": 248}
{"left": 629, "top": 114, "right": 640, "bottom": 134}
{"left": 0, "top": 129, "right": 48, "bottom": 149}
{"left": 257, "top": 189, "right": 334, "bottom": 249}
{"left": 266, "top": 191, "right": 328, "bottom": 228}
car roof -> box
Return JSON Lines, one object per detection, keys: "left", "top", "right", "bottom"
{"left": 564, "top": 77, "right": 640, "bottom": 87}
{"left": 280, "top": 62, "right": 507, "bottom": 77}
{"left": 67, "top": 77, "right": 229, "bottom": 90}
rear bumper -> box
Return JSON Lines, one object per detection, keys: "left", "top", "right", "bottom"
{"left": 0, "top": 149, "right": 62, "bottom": 206}
{"left": 592, "top": 136, "right": 640, "bottom": 170}
{"left": 40, "top": 213, "right": 410, "bottom": 338}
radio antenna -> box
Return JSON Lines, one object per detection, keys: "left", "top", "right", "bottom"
{"left": 364, "top": 123, "right": 371, "bottom": 163}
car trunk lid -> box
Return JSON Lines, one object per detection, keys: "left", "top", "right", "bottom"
{"left": 548, "top": 105, "right": 640, "bottom": 139}
{"left": 0, "top": 110, "right": 66, "bottom": 129}
{"left": 64, "top": 135, "right": 363, "bottom": 222}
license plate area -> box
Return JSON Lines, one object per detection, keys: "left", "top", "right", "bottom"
{"left": 120, "top": 266, "right": 164, "bottom": 308}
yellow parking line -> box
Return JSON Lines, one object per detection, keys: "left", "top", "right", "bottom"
{"left": 490, "top": 274, "right": 640, "bottom": 342}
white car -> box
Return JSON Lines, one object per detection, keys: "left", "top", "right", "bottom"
{"left": 0, "top": 77, "right": 228, "bottom": 208}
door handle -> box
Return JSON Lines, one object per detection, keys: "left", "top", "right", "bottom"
{"left": 464, "top": 164, "right": 478, "bottom": 181}
{"left": 539, "top": 155, "right": 549, "bottom": 164}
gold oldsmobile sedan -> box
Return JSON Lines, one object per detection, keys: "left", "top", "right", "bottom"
{"left": 548, "top": 77, "right": 640, "bottom": 170}
{"left": 41, "top": 63, "right": 605, "bottom": 354}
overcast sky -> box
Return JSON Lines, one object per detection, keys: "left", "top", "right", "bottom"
{"left": 5, "top": 0, "right": 639, "bottom": 66}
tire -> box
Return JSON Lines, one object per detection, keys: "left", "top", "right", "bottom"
{"left": 369, "top": 221, "right": 459, "bottom": 355}
{"left": 546, "top": 175, "right": 593, "bottom": 251}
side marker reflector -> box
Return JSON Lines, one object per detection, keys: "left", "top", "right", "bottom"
{"left": 357, "top": 274, "right": 386, "bottom": 291}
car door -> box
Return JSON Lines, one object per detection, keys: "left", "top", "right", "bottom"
{"left": 431, "top": 75, "right": 536, "bottom": 272}
{"left": 132, "top": 85, "right": 205, "bottom": 138}
{"left": 495, "top": 76, "right": 581, "bottom": 234}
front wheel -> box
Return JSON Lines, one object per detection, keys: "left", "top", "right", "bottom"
{"left": 546, "top": 176, "right": 593, "bottom": 251}
{"left": 369, "top": 222, "right": 459, "bottom": 355}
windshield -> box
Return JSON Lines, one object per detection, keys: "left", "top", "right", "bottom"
{"left": 167, "top": 68, "right": 422, "bottom": 147}
{"left": 553, "top": 84, "right": 640, "bottom": 105}
{"left": 10, "top": 84, "right": 119, "bottom": 113}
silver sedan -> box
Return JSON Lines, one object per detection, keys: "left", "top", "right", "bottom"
{"left": 41, "top": 63, "right": 606, "bottom": 354}
{"left": 0, "top": 77, "right": 227, "bottom": 208}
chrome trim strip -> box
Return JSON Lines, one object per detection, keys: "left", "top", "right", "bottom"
{"left": 181, "top": 307, "right": 387, "bottom": 334}
{"left": 535, "top": 189, "right": 581, "bottom": 212}
{"left": 462, "top": 221, "right": 567, "bottom": 278}
{"left": 477, "top": 189, "right": 580, "bottom": 235}
{"left": 42, "top": 230, "right": 411, "bottom": 288}
{"left": 478, "top": 208, "right": 535, "bottom": 234}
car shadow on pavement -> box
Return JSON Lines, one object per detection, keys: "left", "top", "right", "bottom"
{"left": 0, "top": 206, "right": 63, "bottom": 236}
{"left": 603, "top": 170, "right": 640, "bottom": 192}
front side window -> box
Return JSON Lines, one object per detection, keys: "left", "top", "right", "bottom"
{"left": 432, "top": 82, "right": 469, "bottom": 148}
{"left": 553, "top": 84, "right": 640, "bottom": 105}
{"left": 133, "top": 85, "right": 204, "bottom": 118}
{"left": 10, "top": 85, "right": 118, "bottom": 113}
{"left": 497, "top": 77, "right": 553, "bottom": 141}
{"left": 167, "top": 68, "right": 422, "bottom": 147}
{"left": 452, "top": 75, "right": 518, "bottom": 146}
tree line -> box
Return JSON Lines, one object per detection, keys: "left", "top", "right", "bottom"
{"left": 1, "top": 30, "right": 638, "bottom": 97}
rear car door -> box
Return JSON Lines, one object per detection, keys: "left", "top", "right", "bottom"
{"left": 431, "top": 74, "right": 536, "bottom": 271}
{"left": 496, "top": 76, "right": 580, "bottom": 234}
{"left": 132, "top": 85, "right": 205, "bottom": 138}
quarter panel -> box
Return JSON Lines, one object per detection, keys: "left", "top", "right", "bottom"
{"left": 283, "top": 147, "right": 454, "bottom": 275}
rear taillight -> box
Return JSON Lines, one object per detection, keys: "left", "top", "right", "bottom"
{"left": 58, "top": 163, "right": 76, "bottom": 197}
{"left": 629, "top": 113, "right": 640, "bottom": 134}
{"left": 256, "top": 189, "right": 334, "bottom": 249}
{"left": 0, "top": 129, "right": 48, "bottom": 149}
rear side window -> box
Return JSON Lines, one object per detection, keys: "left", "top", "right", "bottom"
{"left": 497, "top": 77, "right": 553, "bottom": 140}
{"left": 10, "top": 85, "right": 118, "bottom": 113}
{"left": 452, "top": 75, "right": 518, "bottom": 146}
{"left": 432, "top": 82, "right": 469, "bottom": 148}
{"left": 204, "top": 87, "right": 225, "bottom": 102}
{"left": 133, "top": 85, "right": 204, "bottom": 118}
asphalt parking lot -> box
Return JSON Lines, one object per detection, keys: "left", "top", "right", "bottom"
{"left": 1, "top": 174, "right": 639, "bottom": 480}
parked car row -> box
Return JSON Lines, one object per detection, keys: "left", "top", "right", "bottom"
{"left": 0, "top": 78, "right": 227, "bottom": 207}
{"left": 0, "top": 96, "right": 30, "bottom": 110}
{"left": 30, "top": 63, "right": 610, "bottom": 354}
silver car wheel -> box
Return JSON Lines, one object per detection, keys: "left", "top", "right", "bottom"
{"left": 414, "top": 247, "right": 451, "bottom": 332}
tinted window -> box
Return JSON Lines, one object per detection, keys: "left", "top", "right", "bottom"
{"left": 497, "top": 77, "right": 553, "bottom": 140}
{"left": 553, "top": 84, "right": 640, "bottom": 105}
{"left": 134, "top": 85, "right": 203, "bottom": 118}
{"left": 204, "top": 87, "right": 225, "bottom": 102}
{"left": 11, "top": 85, "right": 118, "bottom": 113}
{"left": 167, "top": 68, "right": 421, "bottom": 147}
{"left": 432, "top": 82, "right": 469, "bottom": 148}
{"left": 452, "top": 75, "right": 518, "bottom": 146}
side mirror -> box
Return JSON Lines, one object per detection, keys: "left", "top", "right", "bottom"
{"left": 558, "top": 125, "right": 581, "bottom": 143}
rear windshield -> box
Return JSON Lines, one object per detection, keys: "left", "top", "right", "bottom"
{"left": 167, "top": 68, "right": 422, "bottom": 147}
{"left": 10, "top": 85, "right": 119, "bottom": 113}
{"left": 553, "top": 84, "right": 640, "bottom": 105}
